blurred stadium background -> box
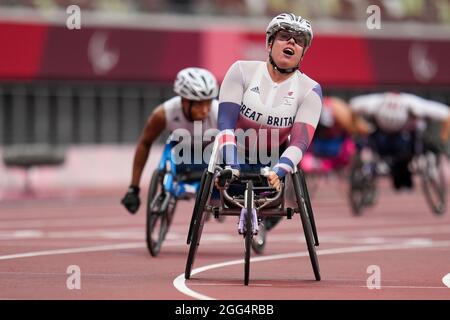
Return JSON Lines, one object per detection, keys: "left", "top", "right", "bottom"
{"left": 0, "top": 0, "right": 449, "bottom": 196}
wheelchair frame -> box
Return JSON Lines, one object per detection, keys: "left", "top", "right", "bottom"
{"left": 184, "top": 137, "right": 321, "bottom": 285}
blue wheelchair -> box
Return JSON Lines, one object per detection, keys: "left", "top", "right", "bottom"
{"left": 146, "top": 138, "right": 206, "bottom": 257}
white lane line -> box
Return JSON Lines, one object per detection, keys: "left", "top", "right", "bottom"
{"left": 0, "top": 242, "right": 144, "bottom": 260}
{"left": 0, "top": 238, "right": 195, "bottom": 261}
{"left": 0, "top": 217, "right": 142, "bottom": 229}
{"left": 173, "top": 240, "right": 450, "bottom": 300}
{"left": 188, "top": 283, "right": 447, "bottom": 289}
{"left": 443, "top": 273, "right": 450, "bottom": 288}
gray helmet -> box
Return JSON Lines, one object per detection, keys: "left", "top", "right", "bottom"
{"left": 266, "top": 13, "right": 313, "bottom": 52}
{"left": 173, "top": 67, "right": 218, "bottom": 101}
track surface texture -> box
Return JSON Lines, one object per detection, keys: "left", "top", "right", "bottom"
{"left": 1, "top": 177, "right": 450, "bottom": 300}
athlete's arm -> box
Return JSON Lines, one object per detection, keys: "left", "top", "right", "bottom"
{"left": 349, "top": 93, "right": 383, "bottom": 117}
{"left": 217, "top": 61, "right": 245, "bottom": 169}
{"left": 130, "top": 105, "right": 166, "bottom": 187}
{"left": 331, "top": 97, "right": 371, "bottom": 136}
{"left": 406, "top": 94, "right": 450, "bottom": 142}
{"left": 272, "top": 84, "right": 322, "bottom": 178}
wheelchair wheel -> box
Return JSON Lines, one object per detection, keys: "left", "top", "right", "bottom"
{"left": 299, "top": 169, "right": 319, "bottom": 246}
{"left": 185, "top": 171, "right": 214, "bottom": 280}
{"left": 187, "top": 169, "right": 207, "bottom": 245}
{"left": 146, "top": 170, "right": 176, "bottom": 257}
{"left": 292, "top": 172, "right": 321, "bottom": 281}
{"left": 420, "top": 153, "right": 446, "bottom": 215}
{"left": 244, "top": 181, "right": 253, "bottom": 286}
{"left": 348, "top": 155, "right": 376, "bottom": 216}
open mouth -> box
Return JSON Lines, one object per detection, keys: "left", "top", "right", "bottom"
{"left": 283, "top": 48, "right": 295, "bottom": 56}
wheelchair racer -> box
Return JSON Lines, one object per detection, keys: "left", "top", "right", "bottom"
{"left": 121, "top": 67, "right": 219, "bottom": 214}
{"left": 349, "top": 92, "right": 450, "bottom": 190}
{"left": 301, "top": 96, "right": 371, "bottom": 173}
{"left": 215, "top": 13, "right": 322, "bottom": 233}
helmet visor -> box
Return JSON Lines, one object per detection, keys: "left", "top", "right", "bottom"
{"left": 276, "top": 29, "right": 307, "bottom": 47}
{"left": 275, "top": 22, "right": 311, "bottom": 47}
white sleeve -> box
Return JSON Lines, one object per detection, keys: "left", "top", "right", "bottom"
{"left": 210, "top": 99, "right": 219, "bottom": 128}
{"left": 349, "top": 94, "right": 384, "bottom": 116}
{"left": 404, "top": 94, "right": 450, "bottom": 121}
{"left": 218, "top": 61, "right": 245, "bottom": 105}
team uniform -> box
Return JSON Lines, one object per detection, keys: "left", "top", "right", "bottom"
{"left": 350, "top": 93, "right": 449, "bottom": 131}
{"left": 163, "top": 96, "right": 219, "bottom": 169}
{"left": 216, "top": 60, "right": 322, "bottom": 177}
{"left": 164, "top": 96, "right": 218, "bottom": 135}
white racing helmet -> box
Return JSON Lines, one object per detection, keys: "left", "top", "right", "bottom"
{"left": 266, "top": 13, "right": 313, "bottom": 51}
{"left": 374, "top": 95, "right": 409, "bottom": 132}
{"left": 173, "top": 67, "right": 218, "bottom": 101}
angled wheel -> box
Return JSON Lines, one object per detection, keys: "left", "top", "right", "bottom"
{"left": 298, "top": 169, "right": 319, "bottom": 246}
{"left": 185, "top": 171, "right": 214, "bottom": 279}
{"left": 187, "top": 169, "right": 207, "bottom": 245}
{"left": 348, "top": 154, "right": 376, "bottom": 216}
{"left": 146, "top": 169, "right": 173, "bottom": 257}
{"left": 421, "top": 152, "right": 446, "bottom": 215}
{"left": 292, "top": 172, "right": 321, "bottom": 281}
{"left": 244, "top": 181, "right": 254, "bottom": 286}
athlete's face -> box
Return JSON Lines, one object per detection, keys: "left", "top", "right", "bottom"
{"left": 269, "top": 30, "right": 305, "bottom": 68}
{"left": 188, "top": 99, "right": 212, "bottom": 121}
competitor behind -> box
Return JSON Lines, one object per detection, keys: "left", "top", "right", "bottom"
{"left": 121, "top": 67, "right": 219, "bottom": 214}
{"left": 302, "top": 96, "right": 371, "bottom": 173}
{"left": 349, "top": 92, "right": 450, "bottom": 190}
{"left": 215, "top": 13, "right": 322, "bottom": 237}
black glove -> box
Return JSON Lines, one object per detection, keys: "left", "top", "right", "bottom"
{"left": 216, "top": 166, "right": 240, "bottom": 189}
{"left": 121, "top": 186, "right": 141, "bottom": 214}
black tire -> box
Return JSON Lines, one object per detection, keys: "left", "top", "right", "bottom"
{"left": 244, "top": 181, "right": 253, "bottom": 286}
{"left": 162, "top": 196, "right": 177, "bottom": 241}
{"left": 293, "top": 172, "right": 321, "bottom": 281}
{"left": 187, "top": 169, "right": 207, "bottom": 245}
{"left": 299, "top": 169, "right": 319, "bottom": 246}
{"left": 348, "top": 155, "right": 376, "bottom": 216}
{"left": 421, "top": 153, "right": 447, "bottom": 215}
{"left": 146, "top": 170, "right": 170, "bottom": 257}
{"left": 185, "top": 171, "right": 214, "bottom": 280}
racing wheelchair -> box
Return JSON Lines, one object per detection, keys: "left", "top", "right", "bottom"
{"left": 146, "top": 138, "right": 205, "bottom": 257}
{"left": 348, "top": 126, "right": 447, "bottom": 216}
{"left": 184, "top": 139, "right": 321, "bottom": 285}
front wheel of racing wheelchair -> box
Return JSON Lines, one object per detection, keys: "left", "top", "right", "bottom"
{"left": 185, "top": 169, "right": 214, "bottom": 280}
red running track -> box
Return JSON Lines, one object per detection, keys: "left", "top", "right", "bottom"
{"left": 1, "top": 177, "right": 450, "bottom": 300}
